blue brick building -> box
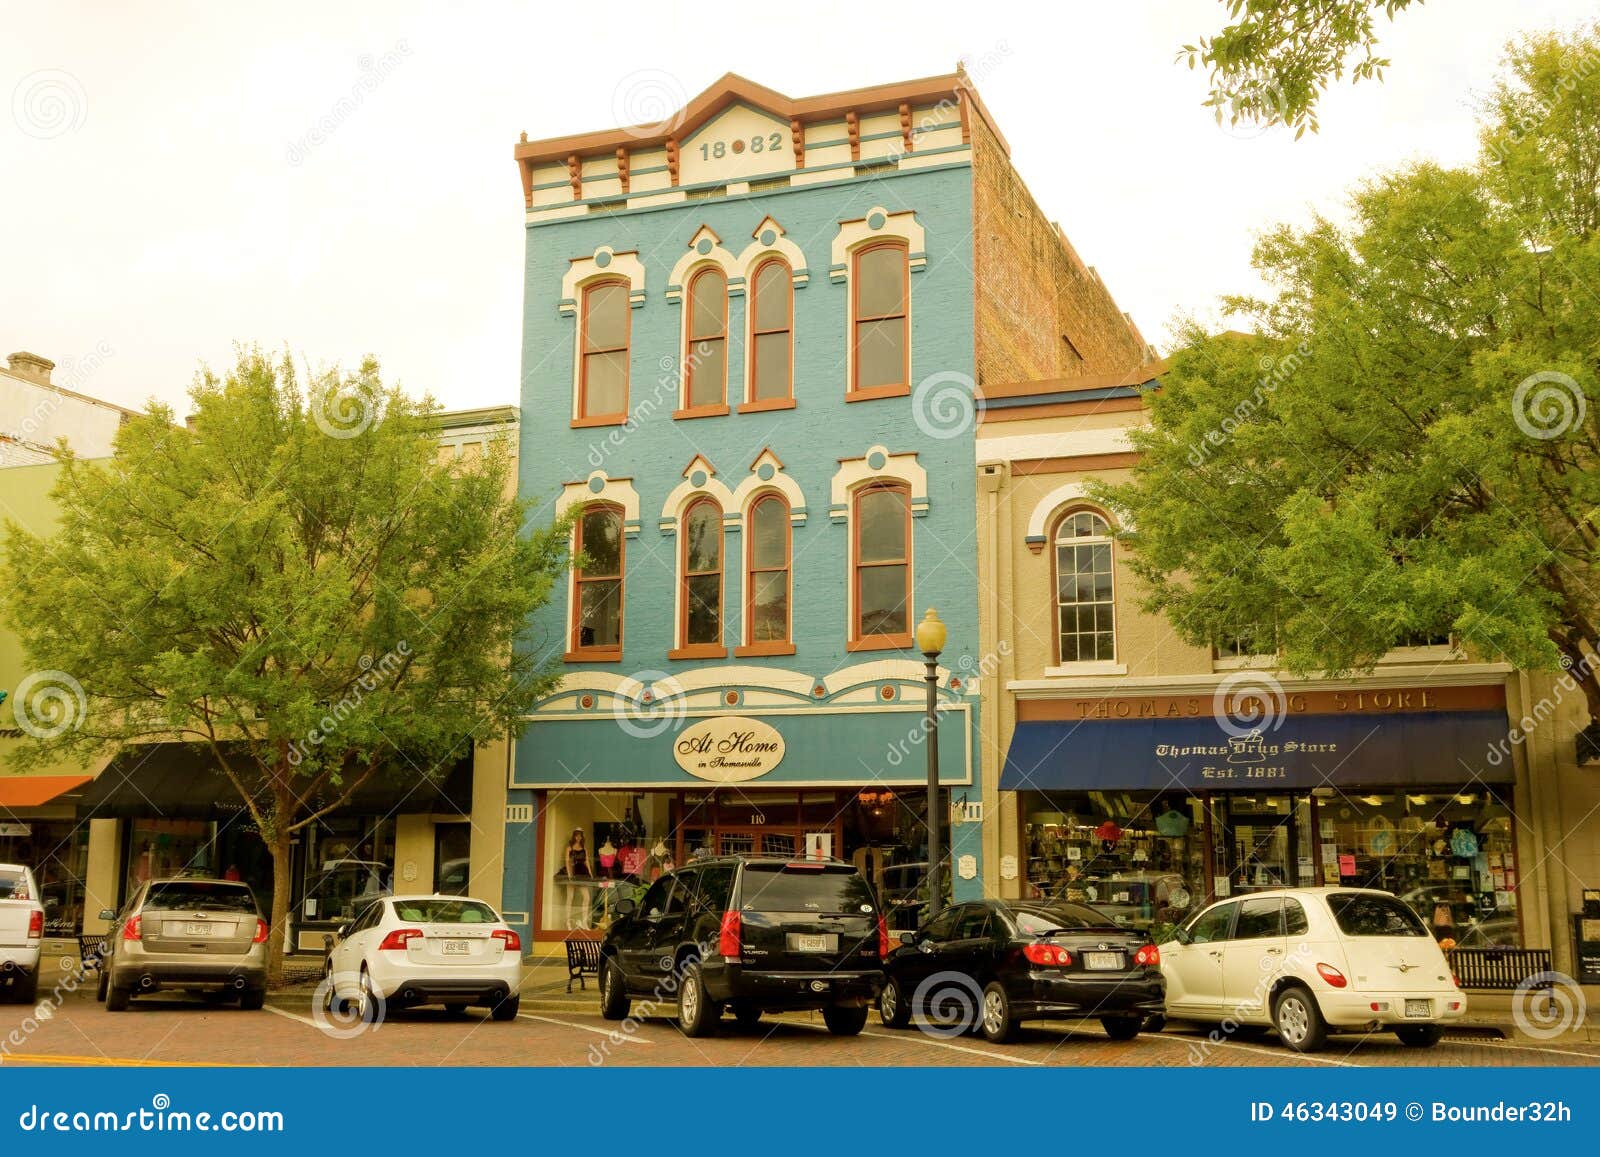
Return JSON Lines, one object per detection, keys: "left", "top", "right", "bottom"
{"left": 500, "top": 72, "right": 1152, "bottom": 947}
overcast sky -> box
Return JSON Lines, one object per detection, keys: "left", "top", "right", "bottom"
{"left": 3, "top": 0, "right": 1594, "bottom": 414}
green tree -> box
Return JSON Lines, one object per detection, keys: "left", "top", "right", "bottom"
{"left": 3, "top": 348, "right": 570, "bottom": 983}
{"left": 1184, "top": 0, "right": 1420, "bottom": 135}
{"left": 1104, "top": 27, "right": 1600, "bottom": 722}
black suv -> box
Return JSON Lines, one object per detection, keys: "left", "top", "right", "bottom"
{"left": 598, "top": 856, "right": 886, "bottom": 1037}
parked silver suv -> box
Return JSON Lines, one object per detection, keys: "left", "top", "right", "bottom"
{"left": 98, "top": 878, "right": 269, "bottom": 1011}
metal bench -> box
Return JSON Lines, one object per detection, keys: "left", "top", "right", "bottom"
{"left": 1446, "top": 946, "right": 1553, "bottom": 990}
{"left": 78, "top": 934, "right": 107, "bottom": 972}
{"left": 564, "top": 933, "right": 604, "bottom": 992}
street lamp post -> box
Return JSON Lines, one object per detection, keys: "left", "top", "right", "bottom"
{"left": 915, "top": 607, "right": 947, "bottom": 923}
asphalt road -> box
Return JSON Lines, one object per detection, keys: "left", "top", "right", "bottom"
{"left": 2, "top": 983, "right": 1598, "bottom": 1068}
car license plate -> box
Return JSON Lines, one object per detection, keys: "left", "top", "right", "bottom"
{"left": 183, "top": 922, "right": 212, "bottom": 937}
{"left": 1404, "top": 999, "right": 1431, "bottom": 1018}
{"left": 441, "top": 940, "right": 470, "bottom": 956}
{"left": 789, "top": 933, "right": 834, "bottom": 953}
{"left": 1084, "top": 951, "right": 1123, "bottom": 970}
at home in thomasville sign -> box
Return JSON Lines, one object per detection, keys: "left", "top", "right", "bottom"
{"left": 673, "top": 717, "right": 785, "bottom": 782}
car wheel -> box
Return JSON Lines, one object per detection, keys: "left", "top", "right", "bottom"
{"left": 97, "top": 969, "right": 108, "bottom": 1002}
{"left": 356, "top": 969, "right": 380, "bottom": 1023}
{"left": 980, "top": 982, "right": 1018, "bottom": 1044}
{"left": 599, "top": 959, "right": 631, "bottom": 1021}
{"left": 1396, "top": 1024, "right": 1443, "bottom": 1048}
{"left": 822, "top": 1003, "right": 869, "bottom": 1036}
{"left": 878, "top": 976, "right": 912, "bottom": 1029}
{"left": 677, "top": 960, "right": 717, "bottom": 1038}
{"left": 490, "top": 993, "right": 520, "bottom": 1022}
{"left": 731, "top": 1001, "right": 762, "bottom": 1032}
{"left": 13, "top": 970, "right": 37, "bottom": 1005}
{"left": 104, "top": 978, "right": 132, "bottom": 1013}
{"left": 1143, "top": 1013, "right": 1167, "bottom": 1033}
{"left": 1273, "top": 985, "right": 1327, "bottom": 1053}
{"left": 239, "top": 987, "right": 265, "bottom": 1011}
{"left": 1101, "top": 1015, "right": 1142, "bottom": 1041}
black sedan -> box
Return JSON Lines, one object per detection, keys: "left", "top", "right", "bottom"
{"left": 877, "top": 898, "right": 1165, "bottom": 1043}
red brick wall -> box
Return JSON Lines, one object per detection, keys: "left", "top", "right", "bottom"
{"left": 970, "top": 113, "right": 1149, "bottom": 389}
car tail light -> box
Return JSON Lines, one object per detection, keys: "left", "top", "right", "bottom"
{"left": 1133, "top": 944, "right": 1160, "bottom": 967}
{"left": 27, "top": 910, "right": 43, "bottom": 939}
{"left": 122, "top": 915, "right": 142, "bottom": 942}
{"left": 252, "top": 919, "right": 270, "bottom": 944}
{"left": 1023, "top": 943, "right": 1073, "bottom": 966}
{"left": 718, "top": 911, "right": 741, "bottom": 958}
{"left": 1316, "top": 962, "right": 1348, "bottom": 988}
{"left": 877, "top": 916, "right": 889, "bottom": 959}
{"left": 377, "top": 928, "right": 422, "bottom": 952}
{"left": 492, "top": 929, "right": 521, "bottom": 953}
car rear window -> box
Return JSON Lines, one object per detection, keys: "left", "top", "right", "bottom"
{"left": 1327, "top": 892, "right": 1428, "bottom": 937}
{"left": 1009, "top": 904, "right": 1118, "bottom": 935}
{"left": 144, "top": 881, "right": 257, "bottom": 913}
{"left": 390, "top": 898, "right": 498, "bottom": 924}
{"left": 0, "top": 869, "right": 29, "bottom": 900}
{"left": 738, "top": 864, "right": 874, "bottom": 913}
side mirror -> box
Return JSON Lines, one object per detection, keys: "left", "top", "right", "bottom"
{"left": 336, "top": 923, "right": 350, "bottom": 939}
{"left": 899, "top": 931, "right": 920, "bottom": 946}
{"left": 1172, "top": 927, "right": 1191, "bottom": 946}
{"left": 98, "top": 909, "right": 116, "bottom": 922}
{"left": 615, "top": 897, "right": 636, "bottom": 917}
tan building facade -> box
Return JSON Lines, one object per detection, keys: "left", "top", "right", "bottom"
{"left": 975, "top": 381, "right": 1600, "bottom": 983}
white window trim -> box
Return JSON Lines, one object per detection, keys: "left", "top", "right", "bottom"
{"left": 1053, "top": 508, "right": 1118, "bottom": 667}
{"left": 561, "top": 247, "right": 646, "bottom": 421}
{"left": 831, "top": 208, "right": 924, "bottom": 396}
{"left": 666, "top": 227, "right": 741, "bottom": 411}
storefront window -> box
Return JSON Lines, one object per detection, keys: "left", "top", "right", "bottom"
{"left": 1315, "top": 789, "right": 1519, "bottom": 946}
{"left": 0, "top": 821, "right": 89, "bottom": 936}
{"left": 1021, "top": 791, "right": 1204, "bottom": 934}
{"left": 297, "top": 817, "right": 395, "bottom": 924}
{"left": 125, "top": 819, "right": 211, "bottom": 899}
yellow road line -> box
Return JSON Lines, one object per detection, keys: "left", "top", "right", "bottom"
{"left": 0, "top": 1054, "right": 235, "bottom": 1068}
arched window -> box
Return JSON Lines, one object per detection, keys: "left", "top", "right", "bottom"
{"left": 851, "top": 242, "right": 909, "bottom": 397}
{"left": 745, "top": 494, "right": 791, "bottom": 648}
{"left": 684, "top": 267, "right": 728, "bottom": 411}
{"left": 1054, "top": 510, "right": 1115, "bottom": 663}
{"left": 852, "top": 483, "right": 911, "bottom": 647}
{"left": 748, "top": 258, "right": 793, "bottom": 405}
{"left": 579, "top": 280, "right": 630, "bottom": 421}
{"left": 572, "top": 504, "right": 624, "bottom": 657}
{"left": 679, "top": 498, "right": 724, "bottom": 652}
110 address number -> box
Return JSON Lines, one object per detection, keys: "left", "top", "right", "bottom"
{"left": 699, "top": 132, "right": 784, "bottom": 160}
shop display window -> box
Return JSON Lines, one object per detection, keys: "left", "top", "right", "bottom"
{"left": 1315, "top": 789, "right": 1520, "bottom": 947}
{"left": 0, "top": 821, "right": 89, "bottom": 936}
{"left": 1022, "top": 791, "right": 1205, "bottom": 934}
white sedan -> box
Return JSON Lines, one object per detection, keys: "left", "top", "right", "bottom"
{"left": 323, "top": 894, "right": 523, "bottom": 1022}
{"left": 1159, "top": 886, "right": 1466, "bottom": 1052}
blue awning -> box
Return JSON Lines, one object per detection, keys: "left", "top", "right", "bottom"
{"left": 1000, "top": 710, "right": 1513, "bottom": 793}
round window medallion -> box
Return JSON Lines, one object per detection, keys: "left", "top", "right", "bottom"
{"left": 949, "top": 677, "right": 962, "bottom": 691}
{"left": 594, "top": 250, "right": 612, "bottom": 268}
{"left": 867, "top": 210, "right": 887, "bottom": 230}
{"left": 696, "top": 238, "right": 713, "bottom": 256}
{"left": 759, "top": 228, "right": 777, "bottom": 246}
{"left": 756, "top": 463, "right": 776, "bottom": 481}
{"left": 813, "top": 684, "right": 826, "bottom": 698}
{"left": 587, "top": 476, "right": 605, "bottom": 494}
{"left": 579, "top": 694, "right": 594, "bottom": 710}
{"left": 725, "top": 691, "right": 740, "bottom": 706}
{"left": 690, "top": 469, "right": 708, "bottom": 488}
{"left": 867, "top": 450, "right": 887, "bottom": 470}
{"left": 880, "top": 685, "right": 897, "bottom": 701}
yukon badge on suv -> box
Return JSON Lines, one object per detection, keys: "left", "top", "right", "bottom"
{"left": 598, "top": 856, "right": 887, "bottom": 1037}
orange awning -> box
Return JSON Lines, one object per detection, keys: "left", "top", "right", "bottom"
{"left": 0, "top": 775, "right": 93, "bottom": 808}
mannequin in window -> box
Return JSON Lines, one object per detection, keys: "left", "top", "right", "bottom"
{"left": 598, "top": 835, "right": 618, "bottom": 875}
{"left": 560, "top": 829, "right": 593, "bottom": 929}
